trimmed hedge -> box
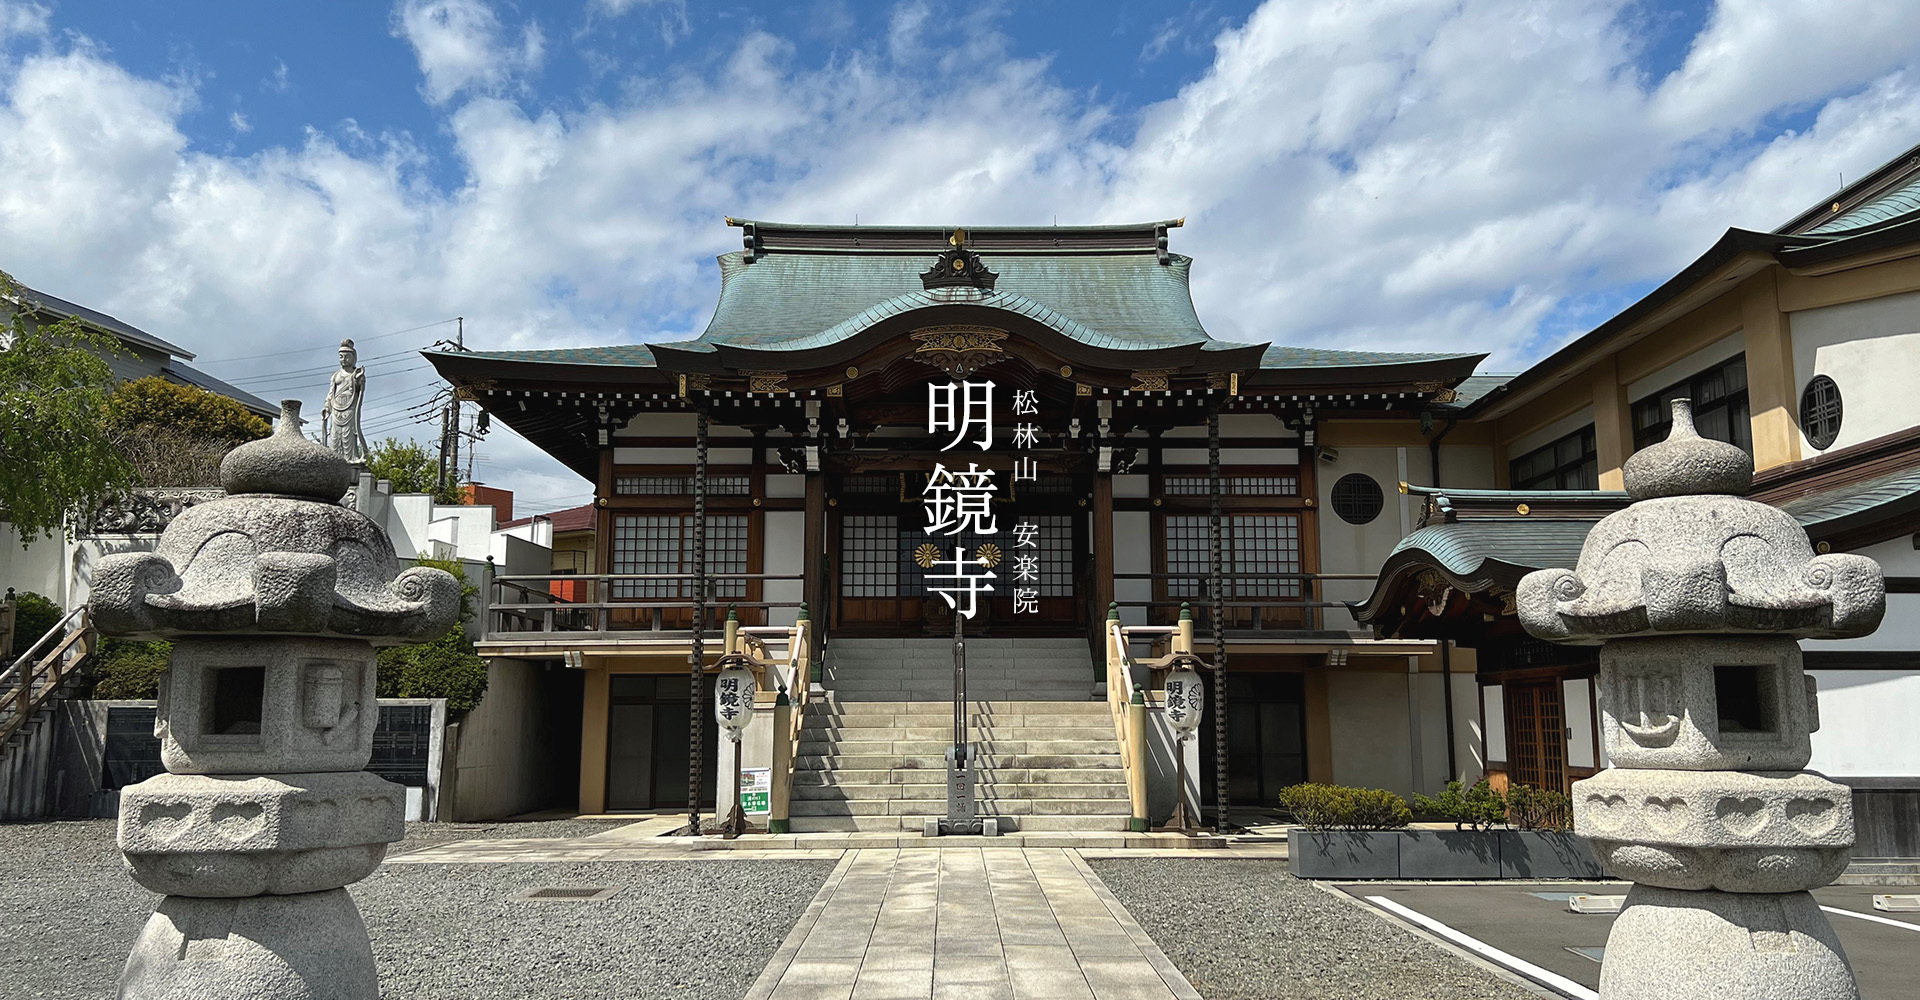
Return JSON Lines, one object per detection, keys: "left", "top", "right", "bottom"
{"left": 7, "top": 590, "right": 62, "bottom": 661}
{"left": 90, "top": 639, "right": 172, "bottom": 699}
{"left": 1413, "top": 779, "right": 1507, "bottom": 831}
{"left": 1277, "top": 782, "right": 1412, "bottom": 831}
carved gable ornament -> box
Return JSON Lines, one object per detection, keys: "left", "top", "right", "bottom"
{"left": 921, "top": 228, "right": 998, "bottom": 290}
{"left": 910, "top": 325, "right": 1008, "bottom": 377}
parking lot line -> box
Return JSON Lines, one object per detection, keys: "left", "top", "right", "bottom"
{"left": 1363, "top": 895, "right": 1600, "bottom": 1000}
{"left": 1821, "top": 906, "right": 1920, "bottom": 933}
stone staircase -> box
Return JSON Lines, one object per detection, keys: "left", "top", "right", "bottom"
{"left": 790, "top": 637, "right": 1129, "bottom": 833}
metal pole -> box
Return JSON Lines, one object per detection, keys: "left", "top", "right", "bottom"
{"left": 688, "top": 410, "right": 709, "bottom": 835}
{"left": 1208, "top": 406, "right": 1229, "bottom": 833}
{"left": 1170, "top": 742, "right": 1190, "bottom": 831}
{"left": 724, "top": 732, "right": 744, "bottom": 839}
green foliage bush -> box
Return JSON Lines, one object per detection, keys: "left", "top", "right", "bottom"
{"left": 104, "top": 377, "right": 271, "bottom": 445}
{"left": 90, "top": 639, "right": 171, "bottom": 699}
{"left": 365, "top": 437, "right": 464, "bottom": 504}
{"left": 1413, "top": 779, "right": 1509, "bottom": 831}
{"left": 1278, "top": 782, "right": 1412, "bottom": 831}
{"left": 373, "top": 556, "right": 488, "bottom": 715}
{"left": 1505, "top": 783, "right": 1574, "bottom": 832}
{"left": 7, "top": 590, "right": 62, "bottom": 660}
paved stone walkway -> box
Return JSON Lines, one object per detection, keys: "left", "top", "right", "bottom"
{"left": 745, "top": 849, "right": 1202, "bottom": 1000}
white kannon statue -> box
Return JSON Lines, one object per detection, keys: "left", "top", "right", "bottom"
{"left": 322, "top": 339, "right": 368, "bottom": 464}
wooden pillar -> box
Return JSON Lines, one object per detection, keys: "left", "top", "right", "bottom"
{"left": 1092, "top": 472, "right": 1114, "bottom": 634}
{"left": 803, "top": 471, "right": 826, "bottom": 676}
{"left": 579, "top": 666, "right": 610, "bottom": 814}
{"left": 1590, "top": 355, "right": 1633, "bottom": 491}
{"left": 1741, "top": 270, "right": 1803, "bottom": 471}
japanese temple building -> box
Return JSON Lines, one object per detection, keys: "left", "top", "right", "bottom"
{"left": 426, "top": 160, "right": 1920, "bottom": 842}
{"left": 426, "top": 219, "right": 1495, "bottom": 823}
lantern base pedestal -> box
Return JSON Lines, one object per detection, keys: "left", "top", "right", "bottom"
{"left": 1600, "top": 885, "right": 1858, "bottom": 1000}
{"left": 119, "top": 888, "right": 377, "bottom": 1000}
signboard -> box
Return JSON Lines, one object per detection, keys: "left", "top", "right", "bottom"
{"left": 1164, "top": 666, "right": 1205, "bottom": 734}
{"left": 920, "top": 380, "right": 1052, "bottom": 619}
{"left": 740, "top": 767, "right": 770, "bottom": 815}
{"left": 714, "top": 666, "right": 755, "bottom": 731}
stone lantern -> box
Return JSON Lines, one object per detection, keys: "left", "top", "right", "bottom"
{"left": 1517, "top": 399, "right": 1884, "bottom": 1000}
{"left": 90, "top": 401, "right": 461, "bottom": 1000}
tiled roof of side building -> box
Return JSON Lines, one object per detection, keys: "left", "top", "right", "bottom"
{"left": 12, "top": 282, "right": 193, "bottom": 358}
{"left": 458, "top": 343, "right": 663, "bottom": 367}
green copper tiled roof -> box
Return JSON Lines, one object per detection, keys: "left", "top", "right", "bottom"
{"left": 1807, "top": 172, "right": 1920, "bottom": 234}
{"left": 1777, "top": 461, "right": 1920, "bottom": 527}
{"left": 457, "top": 343, "right": 662, "bottom": 366}
{"left": 683, "top": 250, "right": 1215, "bottom": 353}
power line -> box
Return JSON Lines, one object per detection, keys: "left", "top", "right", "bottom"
{"left": 195, "top": 319, "right": 460, "bottom": 366}
{"left": 222, "top": 346, "right": 425, "bottom": 384}
{"left": 237, "top": 362, "right": 437, "bottom": 389}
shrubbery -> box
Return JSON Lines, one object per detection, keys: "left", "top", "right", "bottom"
{"left": 6, "top": 590, "right": 62, "bottom": 662}
{"left": 1411, "top": 778, "right": 1575, "bottom": 832}
{"left": 1413, "top": 779, "right": 1508, "bottom": 831}
{"left": 90, "top": 639, "right": 171, "bottom": 699}
{"left": 373, "top": 556, "right": 488, "bottom": 716}
{"left": 1505, "top": 783, "right": 1574, "bottom": 832}
{"left": 1277, "top": 782, "right": 1412, "bottom": 831}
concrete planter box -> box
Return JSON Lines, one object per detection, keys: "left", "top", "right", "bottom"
{"left": 1289, "top": 831, "right": 1399, "bottom": 879}
{"left": 1288, "top": 829, "right": 1605, "bottom": 879}
{"left": 1498, "top": 830, "right": 1605, "bottom": 878}
{"left": 1400, "top": 829, "right": 1502, "bottom": 879}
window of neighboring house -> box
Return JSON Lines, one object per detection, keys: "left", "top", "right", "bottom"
{"left": 609, "top": 514, "right": 748, "bottom": 599}
{"left": 1509, "top": 426, "right": 1598, "bottom": 490}
{"left": 1633, "top": 354, "right": 1751, "bottom": 452}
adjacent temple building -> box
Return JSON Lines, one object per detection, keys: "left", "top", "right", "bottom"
{"left": 424, "top": 145, "right": 1920, "bottom": 845}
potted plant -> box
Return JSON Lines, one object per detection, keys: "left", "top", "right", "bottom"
{"left": 1281, "top": 783, "right": 1412, "bottom": 878}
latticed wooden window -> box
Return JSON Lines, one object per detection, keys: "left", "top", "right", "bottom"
{"left": 1166, "top": 515, "right": 1301, "bottom": 598}
{"left": 840, "top": 515, "right": 898, "bottom": 597}
{"left": 1800, "top": 375, "right": 1842, "bottom": 450}
{"left": 1503, "top": 681, "right": 1569, "bottom": 794}
{"left": 1033, "top": 515, "right": 1075, "bottom": 597}
{"left": 613, "top": 475, "right": 750, "bottom": 496}
{"left": 1164, "top": 475, "right": 1299, "bottom": 496}
{"left": 610, "top": 514, "right": 747, "bottom": 598}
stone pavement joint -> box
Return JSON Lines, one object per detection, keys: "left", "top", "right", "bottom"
{"left": 744, "top": 849, "right": 1201, "bottom": 1000}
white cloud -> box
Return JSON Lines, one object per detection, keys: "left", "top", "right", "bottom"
{"left": 2, "top": 0, "right": 1919, "bottom": 505}
{"left": 228, "top": 110, "right": 250, "bottom": 134}
{"left": 393, "top": 0, "right": 544, "bottom": 106}
{"left": 590, "top": 0, "right": 689, "bottom": 46}
{"left": 0, "top": 2, "right": 48, "bottom": 48}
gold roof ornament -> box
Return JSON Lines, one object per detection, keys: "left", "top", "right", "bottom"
{"left": 950, "top": 228, "right": 968, "bottom": 247}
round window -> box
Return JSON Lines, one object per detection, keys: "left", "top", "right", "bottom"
{"left": 1331, "top": 474, "right": 1384, "bottom": 525}
{"left": 1800, "top": 375, "right": 1843, "bottom": 451}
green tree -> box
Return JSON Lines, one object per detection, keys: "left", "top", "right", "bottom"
{"left": 365, "top": 436, "right": 464, "bottom": 504}
{"left": 89, "top": 638, "right": 172, "bottom": 699}
{"left": 0, "top": 272, "right": 135, "bottom": 539}
{"left": 375, "top": 556, "right": 488, "bottom": 715}
{"left": 6, "top": 590, "right": 62, "bottom": 662}
{"left": 105, "top": 377, "right": 272, "bottom": 486}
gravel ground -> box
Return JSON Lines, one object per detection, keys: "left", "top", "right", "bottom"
{"left": 390, "top": 817, "right": 645, "bottom": 853}
{"left": 0, "top": 820, "right": 834, "bottom": 1000}
{"left": 1088, "top": 858, "right": 1536, "bottom": 1000}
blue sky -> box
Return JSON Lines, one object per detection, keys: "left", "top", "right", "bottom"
{"left": 2, "top": 1, "right": 1918, "bottom": 512}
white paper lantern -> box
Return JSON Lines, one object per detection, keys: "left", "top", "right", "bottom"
{"left": 714, "top": 666, "right": 755, "bottom": 731}
{"left": 1163, "top": 666, "right": 1204, "bottom": 734}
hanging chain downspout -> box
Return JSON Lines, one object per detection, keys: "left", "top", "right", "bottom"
{"left": 1429, "top": 415, "right": 1459, "bottom": 781}
{"left": 1208, "top": 405, "right": 1229, "bottom": 833}
{"left": 687, "top": 409, "right": 709, "bottom": 835}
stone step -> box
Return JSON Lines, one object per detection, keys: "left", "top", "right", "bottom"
{"left": 798, "top": 739, "right": 1117, "bottom": 756}
{"left": 793, "top": 768, "right": 1127, "bottom": 787}
{"left": 787, "top": 814, "right": 1130, "bottom": 833}
{"left": 792, "top": 782, "right": 1128, "bottom": 802}
{"left": 799, "top": 726, "right": 1117, "bottom": 742}
{"left": 796, "top": 753, "right": 1122, "bottom": 771}
{"left": 802, "top": 698, "right": 1113, "bottom": 714}
{"left": 789, "top": 798, "right": 1132, "bottom": 817}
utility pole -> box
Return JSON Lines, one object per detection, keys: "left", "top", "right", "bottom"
{"left": 435, "top": 318, "right": 465, "bottom": 497}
